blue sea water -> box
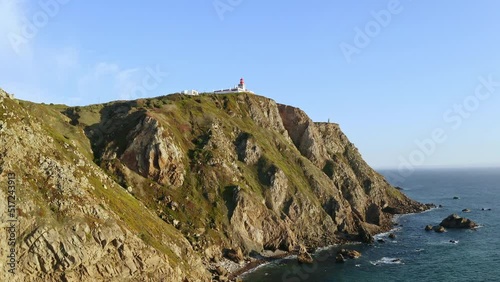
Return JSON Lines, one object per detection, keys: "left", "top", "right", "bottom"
{"left": 242, "top": 168, "right": 500, "bottom": 282}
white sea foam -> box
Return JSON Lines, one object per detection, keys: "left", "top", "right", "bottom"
{"left": 370, "top": 257, "right": 404, "bottom": 266}
{"left": 239, "top": 258, "right": 291, "bottom": 277}
{"left": 239, "top": 255, "right": 297, "bottom": 278}
{"left": 374, "top": 227, "right": 402, "bottom": 240}
{"left": 395, "top": 206, "right": 439, "bottom": 221}
{"left": 315, "top": 244, "right": 340, "bottom": 253}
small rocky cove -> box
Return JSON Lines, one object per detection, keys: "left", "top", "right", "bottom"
{"left": 237, "top": 204, "right": 483, "bottom": 281}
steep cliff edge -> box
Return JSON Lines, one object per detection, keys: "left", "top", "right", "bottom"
{"left": 0, "top": 90, "right": 428, "bottom": 281}
{"left": 278, "top": 105, "right": 426, "bottom": 236}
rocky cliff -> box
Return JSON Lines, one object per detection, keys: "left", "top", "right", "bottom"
{"left": 0, "top": 90, "right": 427, "bottom": 281}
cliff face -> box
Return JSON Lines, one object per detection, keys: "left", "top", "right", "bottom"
{"left": 0, "top": 91, "right": 427, "bottom": 281}
{"left": 278, "top": 105, "right": 424, "bottom": 234}
{"left": 0, "top": 92, "right": 208, "bottom": 282}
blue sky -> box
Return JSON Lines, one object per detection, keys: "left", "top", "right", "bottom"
{"left": 1, "top": 0, "right": 500, "bottom": 169}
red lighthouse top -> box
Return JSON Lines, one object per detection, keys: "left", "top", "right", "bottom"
{"left": 240, "top": 78, "right": 244, "bottom": 85}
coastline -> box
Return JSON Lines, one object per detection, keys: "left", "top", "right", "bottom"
{"left": 228, "top": 251, "right": 293, "bottom": 280}
{"left": 217, "top": 169, "right": 500, "bottom": 282}
{"left": 227, "top": 241, "right": 357, "bottom": 280}
{"left": 229, "top": 207, "right": 434, "bottom": 280}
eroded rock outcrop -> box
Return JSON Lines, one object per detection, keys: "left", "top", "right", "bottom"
{"left": 337, "top": 249, "right": 362, "bottom": 259}
{"left": 235, "top": 132, "right": 262, "bottom": 165}
{"left": 278, "top": 104, "right": 425, "bottom": 236}
{"left": 297, "top": 245, "right": 314, "bottom": 264}
{"left": 107, "top": 115, "right": 186, "bottom": 188}
{"left": 440, "top": 214, "right": 478, "bottom": 229}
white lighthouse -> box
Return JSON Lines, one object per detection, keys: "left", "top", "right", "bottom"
{"left": 213, "top": 78, "right": 253, "bottom": 94}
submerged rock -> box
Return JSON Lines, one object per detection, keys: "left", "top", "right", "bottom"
{"left": 425, "top": 225, "right": 434, "bottom": 231}
{"left": 391, "top": 258, "right": 402, "bottom": 263}
{"left": 335, "top": 254, "right": 346, "bottom": 263}
{"left": 297, "top": 252, "right": 314, "bottom": 264}
{"left": 337, "top": 249, "right": 362, "bottom": 259}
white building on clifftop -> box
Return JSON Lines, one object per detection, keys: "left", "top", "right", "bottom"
{"left": 182, "top": 89, "right": 199, "bottom": 95}
{"left": 213, "top": 78, "right": 254, "bottom": 94}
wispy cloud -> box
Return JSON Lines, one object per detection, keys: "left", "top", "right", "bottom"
{"left": 0, "top": 0, "right": 31, "bottom": 58}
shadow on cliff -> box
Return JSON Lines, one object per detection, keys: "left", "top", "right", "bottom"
{"left": 63, "top": 101, "right": 147, "bottom": 165}
{"left": 223, "top": 185, "right": 239, "bottom": 220}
